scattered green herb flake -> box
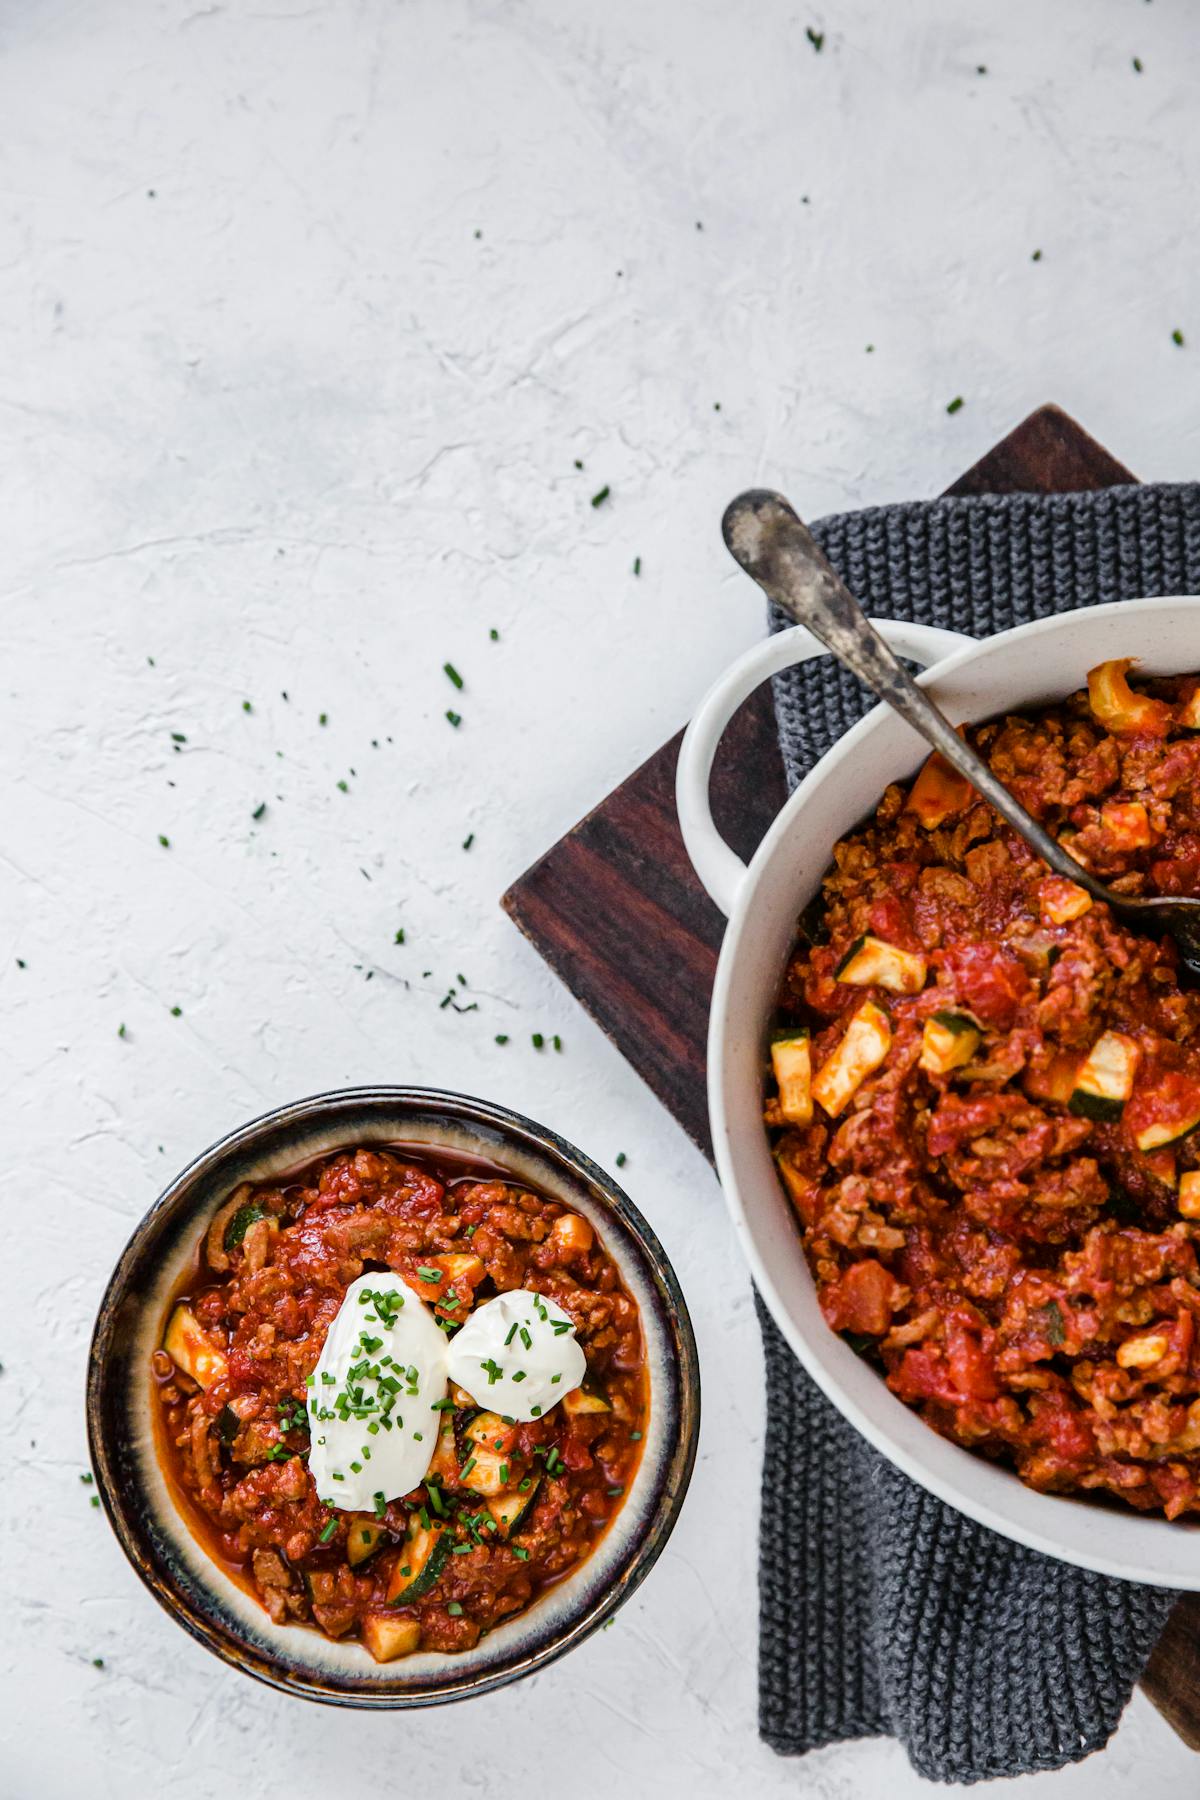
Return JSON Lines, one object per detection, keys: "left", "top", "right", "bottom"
{"left": 447, "top": 1601, "right": 463, "bottom": 1617}
{"left": 532, "top": 1032, "right": 545, "bottom": 1049}
{"left": 158, "top": 834, "right": 170, "bottom": 848}
{"left": 462, "top": 832, "right": 474, "bottom": 851}
{"left": 337, "top": 779, "right": 348, "bottom": 793}
{"left": 573, "top": 458, "right": 584, "bottom": 470}
{"left": 590, "top": 485, "right": 610, "bottom": 508}
{"left": 1133, "top": 56, "right": 1143, "bottom": 72}
{"left": 319, "top": 712, "right": 328, "bottom": 726}
{"left": 495, "top": 1033, "right": 509, "bottom": 1045}
{"left": 805, "top": 25, "right": 824, "bottom": 50}
{"left": 446, "top": 710, "right": 462, "bottom": 728}
{"left": 252, "top": 802, "right": 266, "bottom": 821}
{"left": 170, "top": 731, "right": 187, "bottom": 744}
{"left": 1173, "top": 329, "right": 1186, "bottom": 347}
{"left": 92, "top": 1657, "right": 105, "bottom": 1668}
{"left": 15, "top": 959, "right": 25, "bottom": 969}
{"left": 394, "top": 928, "right": 406, "bottom": 945}
{"left": 615, "top": 1152, "right": 627, "bottom": 1168}
{"left": 552, "top": 1035, "right": 562, "bottom": 1052}
{"left": 242, "top": 700, "right": 252, "bottom": 713}
{"left": 1031, "top": 249, "right": 1043, "bottom": 262}
{"left": 633, "top": 556, "right": 641, "bottom": 576}
{"left": 444, "top": 662, "right": 464, "bottom": 690}
{"left": 170, "top": 1005, "right": 182, "bottom": 1017}
{"left": 117, "top": 1023, "right": 127, "bottom": 1039}
{"left": 489, "top": 626, "right": 500, "bottom": 640}
{"left": 1035, "top": 1300, "right": 1067, "bottom": 1346}
{"left": 319, "top": 1517, "right": 337, "bottom": 1543}
{"left": 90, "top": 1495, "right": 100, "bottom": 1508}
{"left": 81, "top": 1472, "right": 94, "bottom": 1484}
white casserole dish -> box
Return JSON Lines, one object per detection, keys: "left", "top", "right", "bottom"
{"left": 677, "top": 596, "right": 1200, "bottom": 1587}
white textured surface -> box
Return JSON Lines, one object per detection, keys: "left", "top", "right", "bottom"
{"left": 3, "top": 1, "right": 1199, "bottom": 1794}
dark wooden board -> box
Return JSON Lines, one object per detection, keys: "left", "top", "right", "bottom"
{"left": 501, "top": 402, "right": 1199, "bottom": 1748}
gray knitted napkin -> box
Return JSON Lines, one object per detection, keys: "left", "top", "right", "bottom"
{"left": 761, "top": 482, "right": 1200, "bottom": 1784}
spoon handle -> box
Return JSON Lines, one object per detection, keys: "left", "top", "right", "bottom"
{"left": 721, "top": 488, "right": 1107, "bottom": 900}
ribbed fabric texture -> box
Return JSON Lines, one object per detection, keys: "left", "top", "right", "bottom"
{"left": 761, "top": 482, "right": 1200, "bottom": 1784}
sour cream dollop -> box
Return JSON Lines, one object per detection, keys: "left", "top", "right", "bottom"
{"left": 446, "top": 1290, "right": 586, "bottom": 1422}
{"left": 307, "top": 1273, "right": 448, "bottom": 1512}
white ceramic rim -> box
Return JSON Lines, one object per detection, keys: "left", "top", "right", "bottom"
{"left": 678, "top": 596, "right": 1200, "bottom": 1586}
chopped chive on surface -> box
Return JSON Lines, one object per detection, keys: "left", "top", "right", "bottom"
{"left": 447, "top": 1601, "right": 463, "bottom": 1617}
{"left": 1031, "top": 249, "right": 1043, "bottom": 262}
{"left": 336, "top": 779, "right": 348, "bottom": 793}
{"left": 495, "top": 1033, "right": 509, "bottom": 1045}
{"left": 444, "top": 662, "right": 464, "bottom": 689}
{"left": 1133, "top": 56, "right": 1143, "bottom": 73}
{"left": 170, "top": 1005, "right": 182, "bottom": 1017}
{"left": 532, "top": 1032, "right": 544, "bottom": 1049}
{"left": 946, "top": 396, "right": 964, "bottom": 415}
{"left": 319, "top": 1517, "right": 337, "bottom": 1543}
{"left": 394, "top": 928, "right": 406, "bottom": 945}
{"left": 590, "top": 485, "right": 610, "bottom": 508}
{"left": 446, "top": 710, "right": 462, "bottom": 728}
{"left": 117, "top": 1023, "right": 127, "bottom": 1039}
{"left": 1173, "top": 329, "right": 1186, "bottom": 347}
{"left": 319, "top": 712, "right": 328, "bottom": 725}
{"left": 170, "top": 731, "right": 187, "bottom": 744}
{"left": 158, "top": 834, "right": 170, "bottom": 848}
{"left": 552, "top": 1035, "right": 562, "bottom": 1052}
{"left": 489, "top": 627, "right": 500, "bottom": 640}
{"left": 252, "top": 802, "right": 266, "bottom": 821}
{"left": 633, "top": 556, "right": 641, "bottom": 576}
{"left": 805, "top": 26, "right": 824, "bottom": 50}
{"left": 462, "top": 832, "right": 474, "bottom": 851}
{"left": 615, "top": 1152, "right": 627, "bottom": 1168}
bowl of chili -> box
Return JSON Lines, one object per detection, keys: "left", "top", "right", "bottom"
{"left": 87, "top": 1087, "right": 699, "bottom": 1704}
{"left": 677, "top": 595, "right": 1200, "bottom": 1586}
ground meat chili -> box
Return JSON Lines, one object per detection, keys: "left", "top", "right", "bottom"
{"left": 764, "top": 659, "right": 1200, "bottom": 1521}
{"left": 154, "top": 1146, "right": 646, "bottom": 1659}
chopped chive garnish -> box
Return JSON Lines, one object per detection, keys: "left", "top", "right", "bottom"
{"left": 319, "top": 1518, "right": 337, "bottom": 1543}
{"left": 447, "top": 1602, "right": 464, "bottom": 1616}
{"left": 444, "top": 662, "right": 464, "bottom": 690}
{"left": 445, "top": 710, "right": 462, "bottom": 728}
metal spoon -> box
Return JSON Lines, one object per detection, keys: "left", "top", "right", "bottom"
{"left": 721, "top": 487, "right": 1200, "bottom": 978}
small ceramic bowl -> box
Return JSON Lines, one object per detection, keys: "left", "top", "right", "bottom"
{"left": 87, "top": 1086, "right": 700, "bottom": 1706}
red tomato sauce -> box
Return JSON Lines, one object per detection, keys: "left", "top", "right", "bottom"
{"left": 766, "top": 664, "right": 1200, "bottom": 1519}
{"left": 154, "top": 1146, "right": 646, "bottom": 1658}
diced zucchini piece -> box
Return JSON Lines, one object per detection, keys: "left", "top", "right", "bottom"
{"left": 1137, "top": 1109, "right": 1200, "bottom": 1152}
{"left": 362, "top": 1612, "right": 422, "bottom": 1663}
{"left": 1086, "top": 659, "right": 1173, "bottom": 736}
{"left": 437, "top": 1253, "right": 486, "bottom": 1285}
{"left": 811, "top": 1001, "right": 892, "bottom": 1118}
{"left": 429, "top": 1409, "right": 459, "bottom": 1482}
{"left": 461, "top": 1447, "right": 508, "bottom": 1497}
{"left": 487, "top": 1477, "right": 540, "bottom": 1538}
{"left": 463, "top": 1411, "right": 509, "bottom": 1448}
{"left": 548, "top": 1212, "right": 595, "bottom": 1257}
{"left": 386, "top": 1522, "right": 449, "bottom": 1603}
{"left": 562, "top": 1388, "right": 611, "bottom": 1417}
{"left": 1179, "top": 1172, "right": 1200, "bottom": 1219}
{"left": 215, "top": 1404, "right": 240, "bottom": 1445}
{"left": 905, "top": 752, "right": 973, "bottom": 828}
{"left": 770, "top": 1032, "right": 812, "bottom": 1126}
{"left": 163, "top": 1304, "right": 228, "bottom": 1390}
{"left": 919, "top": 1010, "right": 981, "bottom": 1075}
{"left": 1069, "top": 1031, "right": 1139, "bottom": 1121}
{"left": 1100, "top": 800, "right": 1152, "bottom": 850}
{"left": 224, "top": 1199, "right": 268, "bottom": 1253}
{"left": 347, "top": 1520, "right": 386, "bottom": 1567}
{"left": 835, "top": 935, "right": 927, "bottom": 995}
{"left": 1040, "top": 878, "right": 1093, "bottom": 925}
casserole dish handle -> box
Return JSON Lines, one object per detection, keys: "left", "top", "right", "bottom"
{"left": 676, "top": 621, "right": 975, "bottom": 916}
